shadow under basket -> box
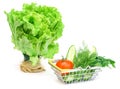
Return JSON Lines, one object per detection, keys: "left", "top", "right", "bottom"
{"left": 48, "top": 60, "right": 101, "bottom": 84}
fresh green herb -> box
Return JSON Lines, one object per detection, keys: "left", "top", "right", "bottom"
{"left": 90, "top": 56, "right": 115, "bottom": 68}
{"left": 73, "top": 44, "right": 97, "bottom": 68}
{"left": 73, "top": 43, "right": 115, "bottom": 68}
{"left": 5, "top": 3, "right": 64, "bottom": 66}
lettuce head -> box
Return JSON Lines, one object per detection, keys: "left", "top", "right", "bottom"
{"left": 5, "top": 3, "right": 64, "bottom": 65}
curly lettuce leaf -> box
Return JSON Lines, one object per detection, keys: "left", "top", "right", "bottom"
{"left": 5, "top": 3, "right": 64, "bottom": 66}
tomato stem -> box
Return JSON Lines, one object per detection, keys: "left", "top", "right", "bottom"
{"left": 62, "top": 56, "right": 66, "bottom": 60}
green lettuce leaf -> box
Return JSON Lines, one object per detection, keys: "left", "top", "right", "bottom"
{"left": 5, "top": 3, "right": 64, "bottom": 66}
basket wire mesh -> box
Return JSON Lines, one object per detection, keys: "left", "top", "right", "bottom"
{"left": 49, "top": 60, "right": 101, "bottom": 84}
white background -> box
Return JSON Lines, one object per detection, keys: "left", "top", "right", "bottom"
{"left": 0, "top": 0, "right": 120, "bottom": 89}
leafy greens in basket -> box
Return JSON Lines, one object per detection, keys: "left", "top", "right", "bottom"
{"left": 5, "top": 3, "right": 64, "bottom": 66}
{"left": 61, "top": 43, "right": 115, "bottom": 83}
{"left": 73, "top": 43, "right": 115, "bottom": 68}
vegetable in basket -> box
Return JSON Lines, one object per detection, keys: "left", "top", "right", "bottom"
{"left": 5, "top": 3, "right": 64, "bottom": 73}
{"left": 72, "top": 43, "right": 115, "bottom": 81}
{"left": 73, "top": 43, "right": 115, "bottom": 68}
{"left": 56, "top": 58, "right": 74, "bottom": 69}
{"left": 62, "top": 43, "right": 115, "bottom": 83}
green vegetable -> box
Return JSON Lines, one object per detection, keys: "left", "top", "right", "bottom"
{"left": 61, "top": 43, "right": 115, "bottom": 83}
{"left": 66, "top": 45, "right": 76, "bottom": 61}
{"left": 73, "top": 43, "right": 115, "bottom": 68}
{"left": 90, "top": 56, "right": 115, "bottom": 68}
{"left": 73, "top": 44, "right": 97, "bottom": 68}
{"left": 5, "top": 3, "right": 64, "bottom": 66}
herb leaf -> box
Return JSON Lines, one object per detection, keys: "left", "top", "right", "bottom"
{"left": 73, "top": 43, "right": 115, "bottom": 68}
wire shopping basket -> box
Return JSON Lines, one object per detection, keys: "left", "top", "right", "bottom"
{"left": 48, "top": 60, "right": 101, "bottom": 84}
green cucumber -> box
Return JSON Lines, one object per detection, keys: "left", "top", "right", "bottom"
{"left": 66, "top": 45, "right": 76, "bottom": 61}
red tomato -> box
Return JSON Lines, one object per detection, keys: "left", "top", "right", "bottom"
{"left": 56, "top": 59, "right": 74, "bottom": 69}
